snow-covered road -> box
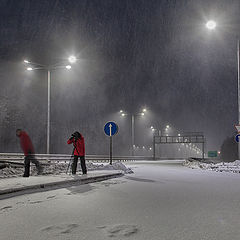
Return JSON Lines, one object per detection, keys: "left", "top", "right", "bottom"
{"left": 1, "top": 160, "right": 240, "bottom": 240}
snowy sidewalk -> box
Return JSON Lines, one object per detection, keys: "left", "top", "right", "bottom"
{"left": 0, "top": 170, "right": 123, "bottom": 197}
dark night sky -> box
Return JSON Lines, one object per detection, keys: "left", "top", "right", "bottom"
{"left": 0, "top": 0, "right": 240, "bottom": 154}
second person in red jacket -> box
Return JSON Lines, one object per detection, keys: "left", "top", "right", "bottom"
{"left": 67, "top": 131, "right": 87, "bottom": 175}
{"left": 16, "top": 129, "right": 43, "bottom": 177}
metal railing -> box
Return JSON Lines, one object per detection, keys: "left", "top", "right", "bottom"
{"left": 0, "top": 153, "right": 154, "bottom": 164}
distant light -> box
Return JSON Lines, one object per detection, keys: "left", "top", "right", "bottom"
{"left": 178, "top": 133, "right": 181, "bottom": 136}
{"left": 121, "top": 113, "right": 126, "bottom": 117}
{"left": 66, "top": 65, "right": 71, "bottom": 70}
{"left": 149, "top": 147, "right": 152, "bottom": 150}
{"left": 120, "top": 110, "right": 123, "bottom": 113}
{"left": 151, "top": 128, "right": 155, "bottom": 132}
{"left": 150, "top": 126, "right": 154, "bottom": 129}
{"left": 24, "top": 60, "right": 30, "bottom": 63}
{"left": 143, "top": 146, "right": 145, "bottom": 149}
{"left": 166, "top": 125, "right": 170, "bottom": 128}
{"left": 218, "top": 151, "right": 221, "bottom": 154}
{"left": 68, "top": 55, "right": 77, "bottom": 63}
{"left": 143, "top": 108, "right": 147, "bottom": 112}
{"left": 141, "top": 112, "right": 145, "bottom": 116}
{"left": 206, "top": 20, "right": 216, "bottom": 30}
{"left": 27, "top": 67, "right": 33, "bottom": 71}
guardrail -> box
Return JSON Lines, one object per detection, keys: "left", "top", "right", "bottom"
{"left": 0, "top": 153, "right": 154, "bottom": 163}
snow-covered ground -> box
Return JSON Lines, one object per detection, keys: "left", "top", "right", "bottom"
{"left": 0, "top": 161, "right": 133, "bottom": 178}
{"left": 184, "top": 159, "right": 240, "bottom": 173}
{"left": 1, "top": 160, "right": 240, "bottom": 240}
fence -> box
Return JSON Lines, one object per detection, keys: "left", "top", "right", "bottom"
{"left": 0, "top": 153, "right": 156, "bottom": 164}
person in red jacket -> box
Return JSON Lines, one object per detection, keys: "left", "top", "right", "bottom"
{"left": 67, "top": 131, "right": 87, "bottom": 175}
{"left": 16, "top": 129, "right": 43, "bottom": 177}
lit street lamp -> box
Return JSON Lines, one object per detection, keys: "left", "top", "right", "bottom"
{"left": 206, "top": 20, "right": 216, "bottom": 30}
{"left": 205, "top": 20, "right": 240, "bottom": 159}
{"left": 68, "top": 55, "right": 77, "bottom": 63}
{"left": 151, "top": 126, "right": 161, "bottom": 136}
{"left": 24, "top": 56, "right": 77, "bottom": 154}
{"left": 120, "top": 108, "right": 146, "bottom": 156}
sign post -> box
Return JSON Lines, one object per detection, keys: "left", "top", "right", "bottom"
{"left": 110, "top": 135, "right": 113, "bottom": 165}
{"left": 104, "top": 121, "right": 118, "bottom": 165}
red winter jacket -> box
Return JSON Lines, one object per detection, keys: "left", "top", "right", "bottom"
{"left": 67, "top": 136, "right": 85, "bottom": 156}
{"left": 19, "top": 131, "right": 35, "bottom": 156}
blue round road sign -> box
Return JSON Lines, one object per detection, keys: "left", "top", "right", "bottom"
{"left": 104, "top": 122, "right": 118, "bottom": 136}
{"left": 236, "top": 134, "right": 240, "bottom": 142}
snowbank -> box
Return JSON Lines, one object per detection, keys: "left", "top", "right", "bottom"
{"left": 96, "top": 161, "right": 134, "bottom": 174}
{"left": 183, "top": 159, "right": 240, "bottom": 173}
{"left": 0, "top": 161, "right": 133, "bottom": 178}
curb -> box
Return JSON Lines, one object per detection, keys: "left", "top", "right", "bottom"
{"left": 0, "top": 172, "right": 123, "bottom": 196}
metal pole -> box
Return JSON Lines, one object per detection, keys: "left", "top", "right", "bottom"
{"left": 158, "top": 129, "right": 161, "bottom": 158}
{"left": 202, "top": 142, "right": 205, "bottom": 161}
{"left": 237, "top": 39, "right": 240, "bottom": 159}
{"left": 47, "top": 70, "right": 50, "bottom": 154}
{"left": 153, "top": 135, "right": 155, "bottom": 160}
{"left": 131, "top": 114, "right": 134, "bottom": 156}
{"left": 110, "top": 136, "right": 112, "bottom": 165}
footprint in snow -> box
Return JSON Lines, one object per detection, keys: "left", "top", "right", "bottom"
{"left": 97, "top": 224, "right": 138, "bottom": 237}
{"left": 0, "top": 206, "right": 13, "bottom": 212}
{"left": 46, "top": 195, "right": 56, "bottom": 199}
{"left": 29, "top": 200, "right": 43, "bottom": 204}
{"left": 41, "top": 223, "right": 79, "bottom": 235}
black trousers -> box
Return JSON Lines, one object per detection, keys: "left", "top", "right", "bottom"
{"left": 24, "top": 154, "right": 42, "bottom": 177}
{"left": 72, "top": 155, "right": 87, "bottom": 174}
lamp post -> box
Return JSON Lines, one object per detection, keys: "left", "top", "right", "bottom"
{"left": 151, "top": 125, "right": 170, "bottom": 159}
{"left": 120, "top": 108, "right": 146, "bottom": 156}
{"left": 205, "top": 20, "right": 240, "bottom": 159}
{"left": 24, "top": 57, "right": 76, "bottom": 154}
{"left": 151, "top": 126, "right": 161, "bottom": 136}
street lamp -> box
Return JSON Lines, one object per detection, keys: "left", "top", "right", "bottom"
{"left": 205, "top": 20, "right": 240, "bottom": 159}
{"left": 23, "top": 56, "right": 77, "bottom": 154}
{"left": 120, "top": 108, "right": 147, "bottom": 156}
{"left": 68, "top": 55, "right": 77, "bottom": 63}
{"left": 206, "top": 20, "right": 216, "bottom": 30}
{"left": 150, "top": 126, "right": 161, "bottom": 136}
